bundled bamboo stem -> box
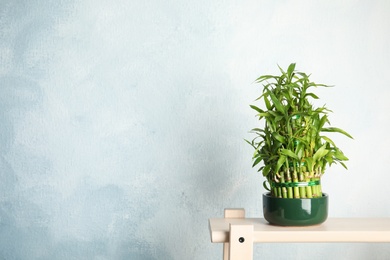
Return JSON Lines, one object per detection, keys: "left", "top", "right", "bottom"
{"left": 285, "top": 170, "right": 293, "bottom": 198}
{"left": 292, "top": 170, "right": 300, "bottom": 198}
{"left": 298, "top": 172, "right": 306, "bottom": 198}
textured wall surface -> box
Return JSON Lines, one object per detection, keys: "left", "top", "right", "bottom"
{"left": 1, "top": 0, "right": 390, "bottom": 259}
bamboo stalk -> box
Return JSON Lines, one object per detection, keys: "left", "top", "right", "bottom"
{"left": 280, "top": 171, "right": 287, "bottom": 198}
{"left": 299, "top": 172, "right": 306, "bottom": 198}
{"left": 313, "top": 176, "right": 322, "bottom": 197}
{"left": 318, "top": 181, "right": 322, "bottom": 197}
{"left": 305, "top": 172, "right": 313, "bottom": 198}
{"left": 274, "top": 173, "right": 282, "bottom": 198}
{"left": 277, "top": 188, "right": 282, "bottom": 198}
{"left": 272, "top": 187, "right": 278, "bottom": 197}
{"left": 270, "top": 174, "right": 278, "bottom": 197}
{"left": 292, "top": 169, "right": 300, "bottom": 198}
{"left": 285, "top": 169, "right": 293, "bottom": 198}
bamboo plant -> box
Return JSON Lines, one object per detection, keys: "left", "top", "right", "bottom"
{"left": 247, "top": 63, "right": 353, "bottom": 199}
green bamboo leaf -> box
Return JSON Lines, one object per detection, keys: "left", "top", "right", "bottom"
{"left": 318, "top": 115, "right": 329, "bottom": 129}
{"left": 295, "top": 72, "right": 309, "bottom": 79}
{"left": 244, "top": 139, "right": 255, "bottom": 149}
{"left": 280, "top": 149, "right": 299, "bottom": 160}
{"left": 339, "top": 161, "right": 348, "bottom": 170}
{"left": 252, "top": 156, "right": 263, "bottom": 167}
{"left": 275, "top": 155, "right": 286, "bottom": 173}
{"left": 250, "top": 128, "right": 265, "bottom": 133}
{"left": 264, "top": 94, "right": 272, "bottom": 110}
{"left": 315, "top": 106, "right": 332, "bottom": 114}
{"left": 305, "top": 92, "right": 319, "bottom": 99}
{"left": 255, "top": 75, "right": 278, "bottom": 83}
{"left": 249, "top": 105, "right": 264, "bottom": 114}
{"left": 272, "top": 132, "right": 286, "bottom": 144}
{"left": 277, "top": 64, "right": 286, "bottom": 75}
{"left": 334, "top": 149, "right": 349, "bottom": 161}
{"left": 321, "top": 127, "right": 354, "bottom": 139}
{"left": 313, "top": 144, "right": 329, "bottom": 162}
{"left": 268, "top": 111, "right": 281, "bottom": 117}
{"left": 275, "top": 115, "right": 284, "bottom": 122}
{"left": 295, "top": 142, "right": 305, "bottom": 159}
{"left": 267, "top": 120, "right": 277, "bottom": 132}
{"left": 308, "top": 83, "right": 332, "bottom": 88}
{"left": 263, "top": 180, "right": 271, "bottom": 190}
{"left": 262, "top": 165, "right": 271, "bottom": 177}
{"left": 257, "top": 112, "right": 270, "bottom": 118}
{"left": 324, "top": 153, "right": 334, "bottom": 164}
{"left": 305, "top": 157, "right": 314, "bottom": 172}
{"left": 267, "top": 90, "right": 285, "bottom": 114}
{"left": 254, "top": 92, "right": 267, "bottom": 101}
{"left": 287, "top": 63, "right": 296, "bottom": 78}
{"left": 320, "top": 136, "right": 336, "bottom": 147}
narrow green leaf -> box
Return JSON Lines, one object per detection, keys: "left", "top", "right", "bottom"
{"left": 308, "top": 83, "right": 332, "bottom": 88}
{"left": 267, "top": 89, "right": 285, "bottom": 114}
{"left": 318, "top": 115, "right": 329, "bottom": 129}
{"left": 255, "top": 75, "right": 278, "bottom": 83}
{"left": 305, "top": 92, "right": 319, "bottom": 99}
{"left": 244, "top": 139, "right": 256, "bottom": 149}
{"left": 295, "top": 142, "right": 304, "bottom": 159}
{"left": 280, "top": 149, "right": 299, "bottom": 160}
{"left": 250, "top": 105, "right": 264, "bottom": 114}
{"left": 287, "top": 63, "right": 296, "bottom": 78}
{"left": 250, "top": 128, "right": 265, "bottom": 133}
{"left": 272, "top": 132, "right": 286, "bottom": 144}
{"left": 262, "top": 165, "right": 271, "bottom": 177}
{"left": 334, "top": 149, "right": 349, "bottom": 161}
{"left": 324, "top": 153, "right": 334, "bottom": 164}
{"left": 256, "top": 112, "right": 270, "bottom": 118}
{"left": 275, "top": 115, "right": 284, "bottom": 122}
{"left": 313, "top": 144, "right": 329, "bottom": 162}
{"left": 321, "top": 127, "right": 354, "bottom": 139}
{"left": 277, "top": 64, "right": 286, "bottom": 75}
{"left": 320, "top": 136, "right": 336, "bottom": 147}
{"left": 305, "top": 157, "right": 314, "bottom": 172}
{"left": 268, "top": 111, "right": 281, "bottom": 118}
{"left": 254, "top": 92, "right": 267, "bottom": 101}
{"left": 339, "top": 161, "right": 348, "bottom": 170}
{"left": 263, "top": 180, "right": 271, "bottom": 190}
{"left": 275, "top": 155, "right": 286, "bottom": 173}
{"left": 264, "top": 94, "right": 272, "bottom": 110}
{"left": 252, "top": 157, "right": 262, "bottom": 167}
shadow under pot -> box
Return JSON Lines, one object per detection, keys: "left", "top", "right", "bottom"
{"left": 263, "top": 192, "right": 328, "bottom": 226}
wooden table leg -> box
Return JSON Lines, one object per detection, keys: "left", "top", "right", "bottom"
{"left": 229, "top": 224, "right": 253, "bottom": 260}
{"left": 223, "top": 208, "right": 245, "bottom": 260}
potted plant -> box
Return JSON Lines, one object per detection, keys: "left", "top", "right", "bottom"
{"left": 247, "top": 63, "right": 353, "bottom": 226}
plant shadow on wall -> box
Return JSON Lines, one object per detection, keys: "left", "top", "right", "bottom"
{"left": 246, "top": 63, "right": 353, "bottom": 226}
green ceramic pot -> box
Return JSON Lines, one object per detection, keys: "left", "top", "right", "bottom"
{"left": 263, "top": 192, "right": 328, "bottom": 226}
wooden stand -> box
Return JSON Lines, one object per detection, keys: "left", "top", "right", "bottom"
{"left": 209, "top": 209, "right": 390, "bottom": 260}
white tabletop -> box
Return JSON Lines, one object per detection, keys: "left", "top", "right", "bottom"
{"left": 209, "top": 218, "right": 390, "bottom": 243}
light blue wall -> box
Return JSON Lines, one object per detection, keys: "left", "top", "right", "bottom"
{"left": 1, "top": 0, "right": 390, "bottom": 259}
